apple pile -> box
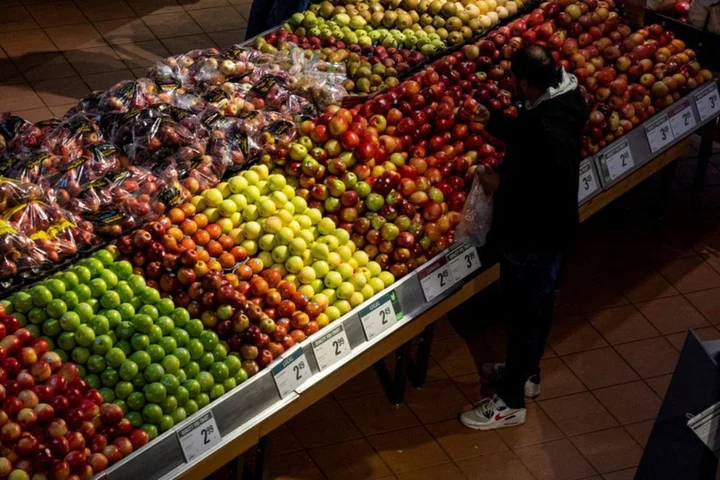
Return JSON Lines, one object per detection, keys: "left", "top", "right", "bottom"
{"left": 255, "top": 30, "right": 428, "bottom": 95}
{"left": 283, "top": 0, "right": 528, "bottom": 54}
{"left": 4, "top": 249, "right": 248, "bottom": 440}
{"left": 0, "top": 310, "right": 149, "bottom": 480}
{"left": 267, "top": 86, "right": 501, "bottom": 277}
{"left": 453, "top": 0, "right": 714, "bottom": 155}
{"left": 112, "top": 164, "right": 396, "bottom": 372}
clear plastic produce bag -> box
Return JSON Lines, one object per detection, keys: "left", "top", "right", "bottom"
{"left": 455, "top": 172, "right": 493, "bottom": 248}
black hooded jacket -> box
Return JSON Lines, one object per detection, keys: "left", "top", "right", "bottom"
{"left": 486, "top": 69, "right": 588, "bottom": 253}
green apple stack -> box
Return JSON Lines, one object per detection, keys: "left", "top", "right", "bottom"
{"left": 3, "top": 249, "right": 247, "bottom": 440}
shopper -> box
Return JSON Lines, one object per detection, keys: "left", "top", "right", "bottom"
{"left": 246, "top": 0, "right": 310, "bottom": 39}
{"left": 459, "top": 44, "right": 588, "bottom": 431}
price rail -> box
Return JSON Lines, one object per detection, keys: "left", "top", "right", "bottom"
{"left": 593, "top": 81, "right": 719, "bottom": 189}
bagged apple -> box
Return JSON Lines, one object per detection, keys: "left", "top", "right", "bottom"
{"left": 0, "top": 228, "right": 46, "bottom": 281}
{"left": 0, "top": 177, "right": 45, "bottom": 214}
{"left": 0, "top": 113, "right": 34, "bottom": 154}
{"left": 98, "top": 78, "right": 162, "bottom": 113}
{"left": 454, "top": 170, "right": 493, "bottom": 248}
{"left": 40, "top": 113, "right": 104, "bottom": 160}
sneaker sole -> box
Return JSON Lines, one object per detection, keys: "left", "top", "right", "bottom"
{"left": 460, "top": 417, "right": 526, "bottom": 431}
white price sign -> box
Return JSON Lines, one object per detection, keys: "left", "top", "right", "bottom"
{"left": 358, "top": 291, "right": 403, "bottom": 341}
{"left": 578, "top": 158, "right": 599, "bottom": 203}
{"left": 311, "top": 324, "right": 351, "bottom": 370}
{"left": 271, "top": 347, "right": 311, "bottom": 398}
{"left": 601, "top": 140, "right": 634, "bottom": 182}
{"left": 694, "top": 82, "right": 720, "bottom": 122}
{"left": 645, "top": 113, "right": 674, "bottom": 153}
{"left": 668, "top": 100, "right": 697, "bottom": 138}
{"left": 177, "top": 411, "right": 222, "bottom": 463}
{"left": 418, "top": 256, "right": 455, "bottom": 302}
{"left": 447, "top": 243, "right": 481, "bottom": 281}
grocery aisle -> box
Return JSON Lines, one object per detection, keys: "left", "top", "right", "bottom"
{"left": 260, "top": 142, "right": 720, "bottom": 480}
{"left": 0, "top": 0, "right": 250, "bottom": 119}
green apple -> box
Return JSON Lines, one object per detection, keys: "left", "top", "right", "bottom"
{"left": 325, "top": 306, "right": 341, "bottom": 321}
{"left": 242, "top": 170, "right": 260, "bottom": 185}
{"left": 310, "top": 243, "right": 329, "bottom": 261}
{"left": 285, "top": 256, "right": 304, "bottom": 274}
{"left": 317, "top": 218, "right": 336, "bottom": 235}
{"left": 298, "top": 266, "right": 316, "bottom": 284}
{"left": 259, "top": 234, "right": 276, "bottom": 252}
{"left": 312, "top": 261, "right": 329, "bottom": 278}
{"left": 307, "top": 208, "right": 323, "bottom": 225}
{"left": 378, "top": 271, "right": 395, "bottom": 288}
{"left": 228, "top": 176, "right": 248, "bottom": 193}
{"left": 334, "top": 300, "right": 352, "bottom": 315}
{"left": 203, "top": 188, "right": 224, "bottom": 207}
{"left": 288, "top": 238, "right": 307, "bottom": 256}
{"left": 291, "top": 197, "right": 308, "bottom": 213}
{"left": 257, "top": 197, "right": 277, "bottom": 217}
{"left": 298, "top": 285, "right": 315, "bottom": 298}
{"left": 324, "top": 271, "right": 342, "bottom": 289}
{"left": 275, "top": 227, "right": 294, "bottom": 245}
{"left": 263, "top": 216, "right": 282, "bottom": 234}
{"left": 271, "top": 245, "right": 289, "bottom": 264}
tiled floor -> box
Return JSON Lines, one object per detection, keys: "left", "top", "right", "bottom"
{"left": 260, "top": 144, "right": 720, "bottom": 480}
{"left": 0, "top": 0, "right": 250, "bottom": 121}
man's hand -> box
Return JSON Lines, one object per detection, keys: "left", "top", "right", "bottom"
{"left": 476, "top": 170, "right": 500, "bottom": 195}
{"left": 476, "top": 104, "right": 491, "bottom": 125}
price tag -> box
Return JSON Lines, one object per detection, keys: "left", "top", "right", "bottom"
{"left": 600, "top": 140, "right": 634, "bottom": 182}
{"left": 271, "top": 347, "right": 311, "bottom": 398}
{"left": 694, "top": 82, "right": 720, "bottom": 122}
{"left": 668, "top": 99, "right": 697, "bottom": 138}
{"left": 418, "top": 256, "right": 455, "bottom": 302}
{"left": 358, "top": 291, "right": 403, "bottom": 341}
{"left": 578, "top": 158, "right": 599, "bottom": 203}
{"left": 644, "top": 113, "right": 674, "bottom": 153}
{"left": 447, "top": 243, "right": 481, "bottom": 281}
{"left": 177, "top": 411, "right": 222, "bottom": 463}
{"left": 311, "top": 324, "right": 351, "bottom": 370}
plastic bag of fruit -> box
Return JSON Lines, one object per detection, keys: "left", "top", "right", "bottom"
{"left": 2, "top": 149, "right": 56, "bottom": 191}
{"left": 204, "top": 113, "right": 254, "bottom": 173}
{"left": 454, "top": 171, "right": 493, "bottom": 248}
{"left": 0, "top": 113, "right": 34, "bottom": 154}
{"left": 2, "top": 200, "right": 96, "bottom": 259}
{"left": 9, "top": 119, "right": 60, "bottom": 152}
{"left": 0, "top": 227, "right": 47, "bottom": 281}
{"left": 148, "top": 48, "right": 226, "bottom": 92}
{"left": 98, "top": 78, "right": 163, "bottom": 113}
{"left": 47, "top": 155, "right": 117, "bottom": 212}
{"left": 108, "top": 165, "right": 188, "bottom": 223}
{"left": 0, "top": 177, "right": 45, "bottom": 214}
{"left": 121, "top": 109, "right": 208, "bottom": 177}
{"left": 41, "top": 113, "right": 104, "bottom": 159}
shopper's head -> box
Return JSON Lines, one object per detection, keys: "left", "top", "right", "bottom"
{"left": 511, "top": 44, "right": 557, "bottom": 101}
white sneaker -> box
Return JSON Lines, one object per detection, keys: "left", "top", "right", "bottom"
{"left": 525, "top": 375, "right": 541, "bottom": 399}
{"left": 480, "top": 363, "right": 542, "bottom": 399}
{"left": 460, "top": 395, "right": 527, "bottom": 431}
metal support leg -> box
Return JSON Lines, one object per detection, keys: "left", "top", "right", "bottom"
{"left": 692, "top": 134, "right": 713, "bottom": 209}
{"left": 254, "top": 436, "right": 267, "bottom": 480}
{"left": 240, "top": 437, "right": 267, "bottom": 480}
{"left": 374, "top": 342, "right": 410, "bottom": 405}
{"left": 658, "top": 160, "right": 677, "bottom": 219}
{"left": 408, "top": 324, "right": 435, "bottom": 389}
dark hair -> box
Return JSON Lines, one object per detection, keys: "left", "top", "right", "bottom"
{"left": 511, "top": 44, "right": 557, "bottom": 90}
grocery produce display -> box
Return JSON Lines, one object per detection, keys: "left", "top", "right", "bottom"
{"left": 255, "top": 0, "right": 535, "bottom": 95}
{"left": 0, "top": 0, "right": 716, "bottom": 476}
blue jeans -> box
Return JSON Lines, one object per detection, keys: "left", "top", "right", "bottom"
{"left": 496, "top": 248, "right": 563, "bottom": 408}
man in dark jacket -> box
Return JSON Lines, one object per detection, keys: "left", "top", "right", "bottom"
{"left": 460, "top": 44, "right": 587, "bottom": 431}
